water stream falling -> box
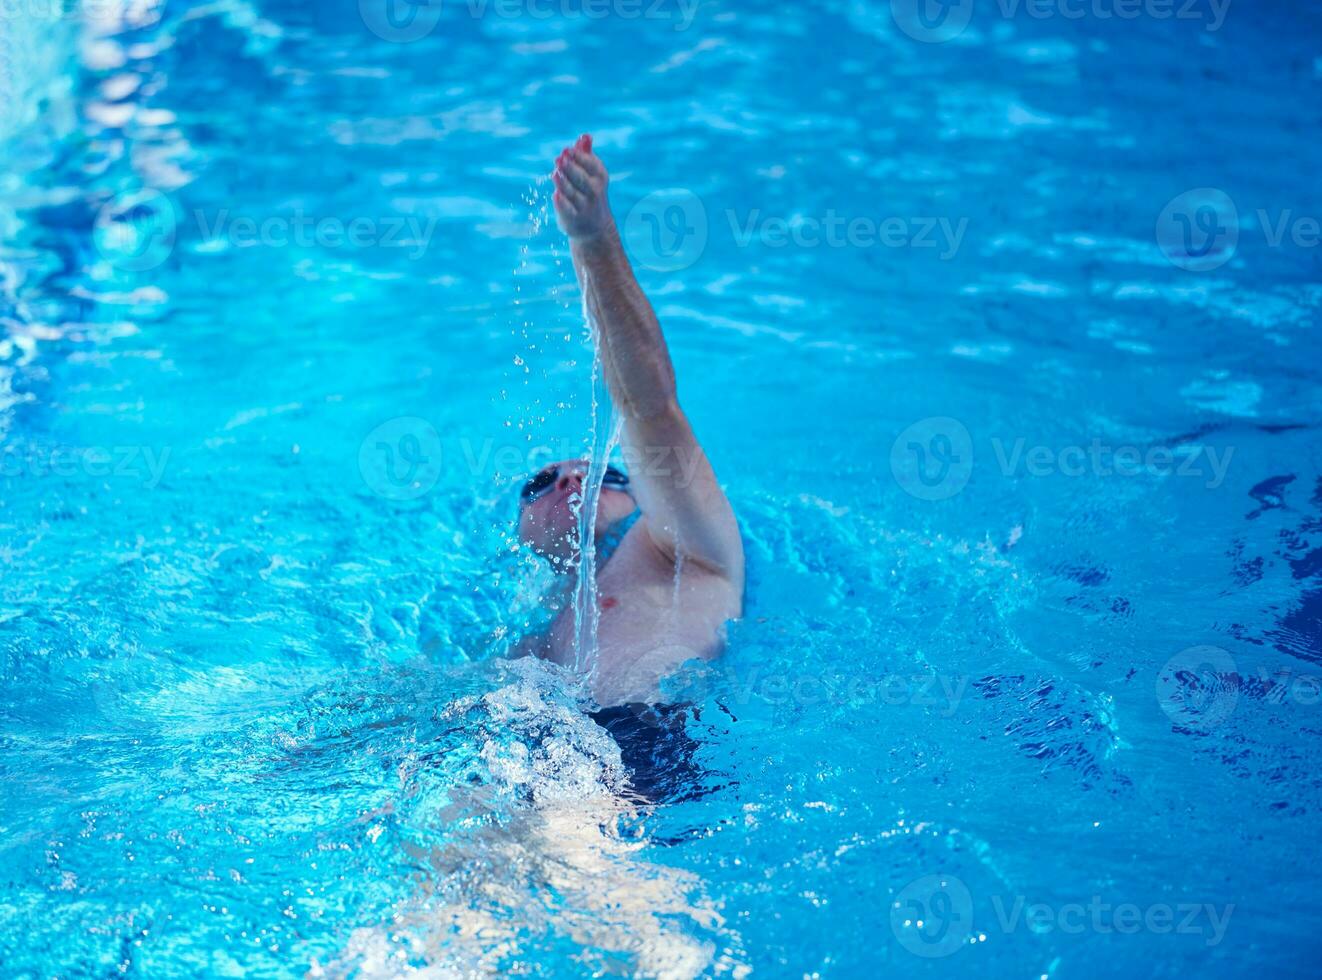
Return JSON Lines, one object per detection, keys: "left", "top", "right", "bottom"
{"left": 570, "top": 296, "right": 621, "bottom": 687}
{"left": 510, "top": 181, "right": 619, "bottom": 688}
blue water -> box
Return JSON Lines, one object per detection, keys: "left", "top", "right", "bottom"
{"left": 3, "top": 1, "right": 1321, "bottom": 977}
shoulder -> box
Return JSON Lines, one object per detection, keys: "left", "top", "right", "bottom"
{"left": 616, "top": 517, "right": 744, "bottom": 614}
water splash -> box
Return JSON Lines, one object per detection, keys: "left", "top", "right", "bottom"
{"left": 317, "top": 658, "right": 739, "bottom": 979}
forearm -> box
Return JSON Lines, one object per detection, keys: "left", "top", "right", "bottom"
{"left": 570, "top": 224, "right": 677, "bottom": 422}
{"left": 551, "top": 134, "right": 744, "bottom": 580}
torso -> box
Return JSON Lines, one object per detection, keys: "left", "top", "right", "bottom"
{"left": 541, "top": 521, "right": 742, "bottom": 706}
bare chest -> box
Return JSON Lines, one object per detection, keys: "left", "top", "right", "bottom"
{"left": 543, "top": 527, "right": 739, "bottom": 705}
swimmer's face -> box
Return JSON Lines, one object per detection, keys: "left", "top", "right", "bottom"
{"left": 517, "top": 458, "right": 636, "bottom": 564}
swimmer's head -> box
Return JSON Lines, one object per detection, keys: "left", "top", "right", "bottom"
{"left": 517, "top": 458, "right": 637, "bottom": 565}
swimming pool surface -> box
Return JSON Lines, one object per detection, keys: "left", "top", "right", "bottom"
{"left": 2, "top": 1, "right": 1321, "bottom": 976}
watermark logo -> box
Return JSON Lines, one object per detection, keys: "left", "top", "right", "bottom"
{"left": 357, "top": 0, "right": 700, "bottom": 40}
{"left": 359, "top": 0, "right": 445, "bottom": 42}
{"left": 890, "top": 874, "right": 975, "bottom": 957}
{"left": 623, "top": 188, "right": 709, "bottom": 272}
{"left": 890, "top": 417, "right": 974, "bottom": 501}
{"left": 892, "top": 421, "right": 1236, "bottom": 501}
{"left": 622, "top": 194, "right": 967, "bottom": 266}
{"left": 1156, "top": 188, "right": 1239, "bottom": 272}
{"left": 1156, "top": 645, "right": 1239, "bottom": 730}
{"left": 93, "top": 189, "right": 177, "bottom": 272}
{"left": 708, "top": 666, "right": 969, "bottom": 714}
{"left": 349, "top": 433, "right": 718, "bottom": 503}
{"left": 358, "top": 417, "right": 444, "bottom": 500}
{"left": 890, "top": 0, "right": 975, "bottom": 42}
{"left": 891, "top": 0, "right": 1230, "bottom": 41}
{"left": 891, "top": 872, "right": 1235, "bottom": 957}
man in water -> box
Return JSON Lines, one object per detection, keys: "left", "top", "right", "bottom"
{"left": 516, "top": 134, "right": 744, "bottom": 709}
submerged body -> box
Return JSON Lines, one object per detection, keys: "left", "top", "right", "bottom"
{"left": 518, "top": 134, "right": 745, "bottom": 707}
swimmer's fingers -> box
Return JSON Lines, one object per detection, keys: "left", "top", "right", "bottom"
{"left": 554, "top": 146, "right": 588, "bottom": 193}
{"left": 558, "top": 153, "right": 596, "bottom": 196}
{"left": 574, "top": 148, "right": 607, "bottom": 183}
{"left": 552, "top": 169, "right": 586, "bottom": 210}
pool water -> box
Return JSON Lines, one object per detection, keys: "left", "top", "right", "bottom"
{"left": 2, "top": 1, "right": 1321, "bottom": 977}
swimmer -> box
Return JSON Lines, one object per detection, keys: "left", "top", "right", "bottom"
{"left": 516, "top": 134, "right": 745, "bottom": 708}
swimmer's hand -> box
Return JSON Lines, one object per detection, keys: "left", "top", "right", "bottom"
{"left": 552, "top": 134, "right": 614, "bottom": 241}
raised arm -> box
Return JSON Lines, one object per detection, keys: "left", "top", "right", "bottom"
{"left": 552, "top": 134, "right": 743, "bottom": 584}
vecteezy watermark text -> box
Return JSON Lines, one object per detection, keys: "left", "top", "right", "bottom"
{"left": 602, "top": 655, "right": 973, "bottom": 717}
{"left": 193, "top": 209, "right": 438, "bottom": 260}
{"left": 991, "top": 895, "right": 1233, "bottom": 945}
{"left": 93, "top": 189, "right": 441, "bottom": 271}
{"left": 891, "top": 873, "right": 1234, "bottom": 958}
{"left": 889, "top": 0, "right": 1230, "bottom": 44}
{"left": 357, "top": 0, "right": 701, "bottom": 42}
{"left": 727, "top": 210, "right": 967, "bottom": 258}
{"left": 0, "top": 445, "right": 171, "bottom": 489}
{"left": 992, "top": 437, "right": 1233, "bottom": 488}
{"left": 622, "top": 190, "right": 970, "bottom": 272}
{"left": 889, "top": 416, "right": 1235, "bottom": 501}
{"left": 717, "top": 664, "right": 969, "bottom": 714}
{"left": 357, "top": 420, "right": 721, "bottom": 501}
